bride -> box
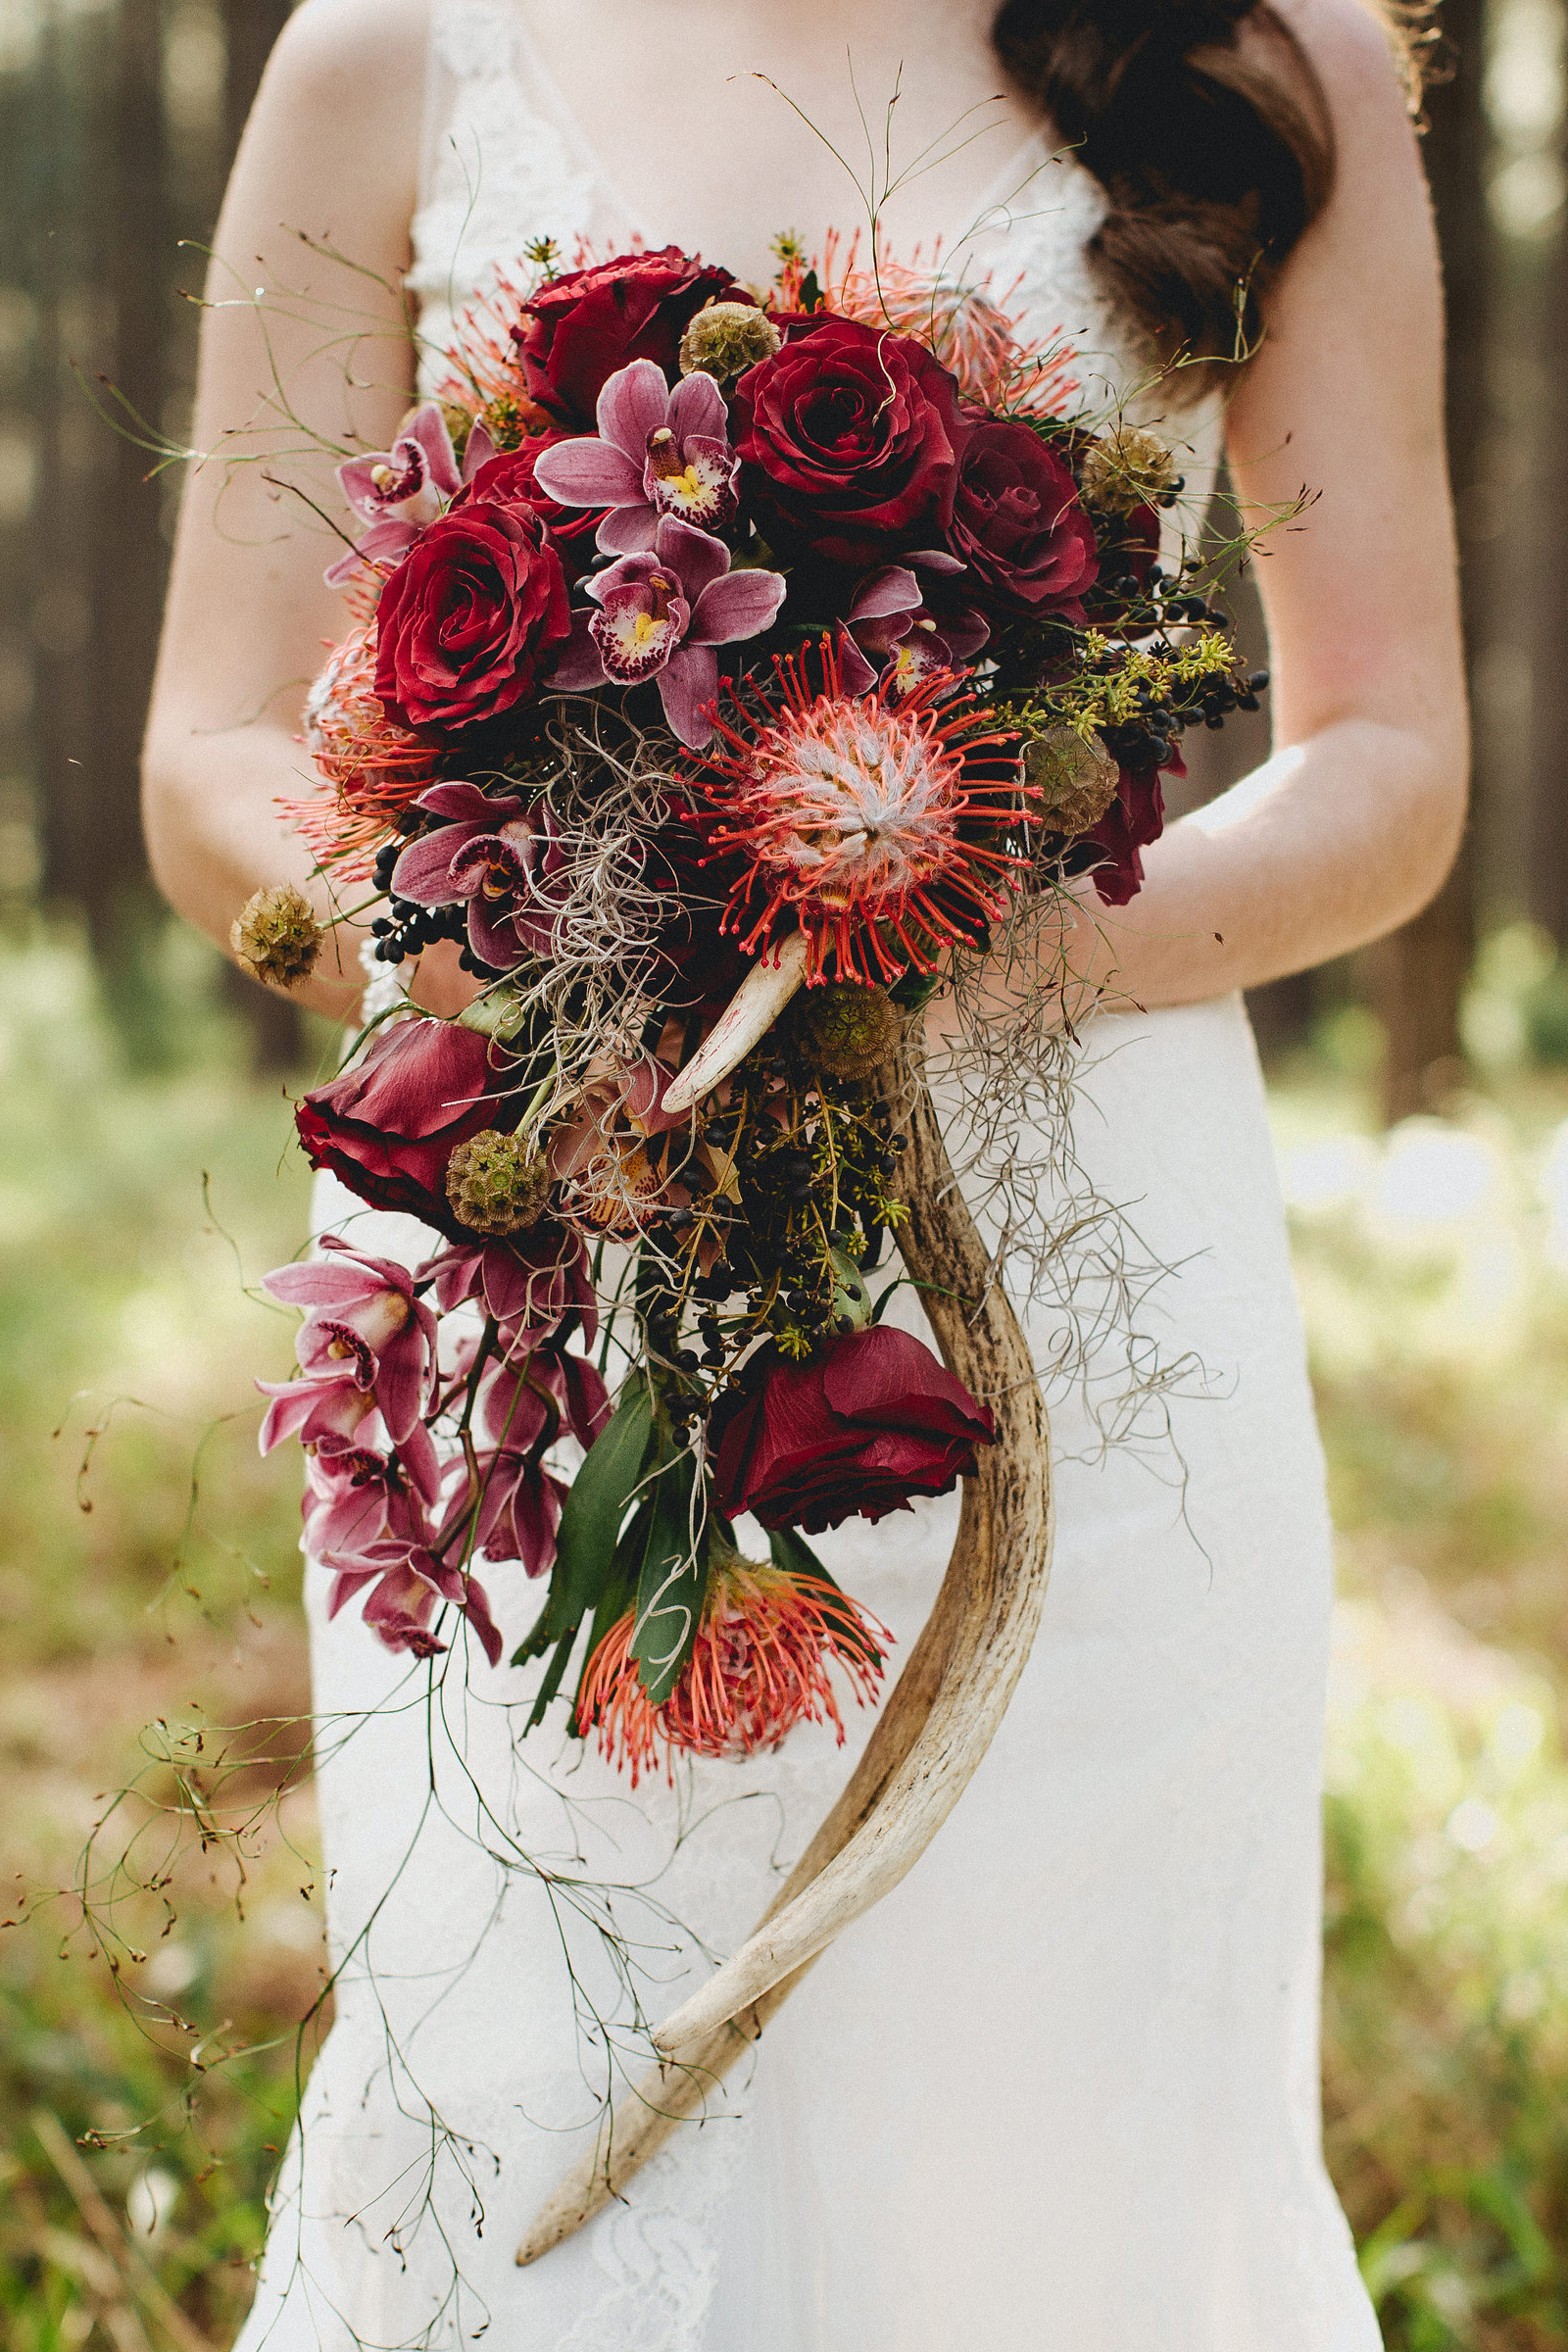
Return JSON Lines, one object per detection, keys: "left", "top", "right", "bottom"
{"left": 143, "top": 2, "right": 1462, "bottom": 2345}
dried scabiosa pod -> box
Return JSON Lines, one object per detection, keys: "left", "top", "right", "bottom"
{"left": 1023, "top": 727, "right": 1120, "bottom": 839}
{"left": 230, "top": 883, "right": 324, "bottom": 990}
{"left": 1079, "top": 425, "right": 1180, "bottom": 515}
{"left": 795, "top": 982, "right": 899, "bottom": 1081}
{"left": 445, "top": 1129, "right": 552, "bottom": 1236}
{"left": 678, "top": 298, "right": 781, "bottom": 382}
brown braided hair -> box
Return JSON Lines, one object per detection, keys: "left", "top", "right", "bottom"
{"left": 991, "top": 1, "right": 1428, "bottom": 389}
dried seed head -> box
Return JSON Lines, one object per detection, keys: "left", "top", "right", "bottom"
{"left": 795, "top": 982, "right": 898, "bottom": 1080}
{"left": 1023, "top": 727, "right": 1120, "bottom": 839}
{"left": 445, "top": 1129, "right": 553, "bottom": 1236}
{"left": 678, "top": 300, "right": 781, "bottom": 383}
{"left": 230, "top": 884, "right": 323, "bottom": 990}
{"left": 1079, "top": 425, "right": 1179, "bottom": 515}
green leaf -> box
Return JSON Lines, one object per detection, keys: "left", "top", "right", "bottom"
{"left": 522, "top": 1624, "right": 582, "bottom": 1734}
{"left": 547, "top": 1375, "right": 655, "bottom": 1632}
{"left": 630, "top": 1450, "right": 706, "bottom": 1707}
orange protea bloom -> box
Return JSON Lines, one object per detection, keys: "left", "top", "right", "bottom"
{"left": 431, "top": 265, "right": 559, "bottom": 448}
{"left": 778, "top": 229, "right": 1076, "bottom": 417}
{"left": 281, "top": 624, "right": 439, "bottom": 881}
{"left": 576, "top": 1557, "right": 888, "bottom": 1787}
{"left": 686, "top": 639, "right": 1032, "bottom": 985}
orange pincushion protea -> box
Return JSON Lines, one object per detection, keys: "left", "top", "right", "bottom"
{"left": 283, "top": 624, "right": 440, "bottom": 881}
{"left": 686, "top": 640, "right": 1033, "bottom": 984}
{"left": 576, "top": 1558, "right": 888, "bottom": 1788}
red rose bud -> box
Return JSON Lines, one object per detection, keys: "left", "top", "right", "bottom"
{"left": 732, "top": 315, "right": 965, "bottom": 569}
{"left": 711, "top": 1325, "right": 995, "bottom": 1535}
{"left": 515, "top": 246, "right": 756, "bottom": 424}
{"left": 948, "top": 420, "right": 1099, "bottom": 623}
{"left": 373, "top": 500, "right": 569, "bottom": 734}
{"left": 296, "top": 1018, "right": 510, "bottom": 1236}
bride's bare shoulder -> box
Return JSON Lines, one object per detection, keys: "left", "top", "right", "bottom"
{"left": 1263, "top": 0, "right": 1426, "bottom": 148}
{"left": 244, "top": 0, "right": 431, "bottom": 158}
{"left": 222, "top": 0, "right": 431, "bottom": 246}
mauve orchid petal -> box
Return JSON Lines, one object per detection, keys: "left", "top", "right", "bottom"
{"left": 263, "top": 1260, "right": 385, "bottom": 1310}
{"left": 390, "top": 826, "right": 484, "bottom": 906}
{"left": 396, "top": 1417, "right": 443, "bottom": 1505}
{"left": 550, "top": 614, "right": 611, "bottom": 691}
{"left": 531, "top": 436, "right": 645, "bottom": 510}
{"left": 658, "top": 644, "right": 721, "bottom": 749}
{"left": 665, "top": 368, "right": 728, "bottom": 444}
{"left": 907, "top": 547, "right": 967, "bottom": 575}
{"left": 596, "top": 358, "right": 675, "bottom": 462}
{"left": 654, "top": 516, "right": 729, "bottom": 603}
{"left": 849, "top": 565, "right": 923, "bottom": 624}
{"left": 323, "top": 517, "right": 418, "bottom": 588}
{"left": 416, "top": 780, "right": 525, "bottom": 823}
{"left": 406, "top": 403, "right": 463, "bottom": 500}
{"left": 689, "top": 566, "right": 788, "bottom": 648}
{"left": 836, "top": 634, "right": 878, "bottom": 695}
{"left": 563, "top": 1353, "right": 612, "bottom": 1446}
{"left": 593, "top": 503, "right": 660, "bottom": 556}
{"left": 617, "top": 1054, "right": 688, "bottom": 1134}
{"left": 461, "top": 417, "right": 497, "bottom": 480}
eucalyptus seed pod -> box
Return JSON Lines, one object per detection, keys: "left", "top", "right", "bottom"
{"left": 678, "top": 300, "right": 781, "bottom": 383}
{"left": 795, "top": 983, "right": 898, "bottom": 1081}
{"left": 229, "top": 884, "right": 323, "bottom": 991}
{"left": 445, "top": 1129, "right": 552, "bottom": 1236}
{"left": 1079, "top": 425, "right": 1179, "bottom": 515}
{"left": 1023, "top": 727, "right": 1120, "bottom": 838}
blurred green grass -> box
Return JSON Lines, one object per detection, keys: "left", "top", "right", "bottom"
{"left": 3, "top": 927, "right": 1568, "bottom": 2348}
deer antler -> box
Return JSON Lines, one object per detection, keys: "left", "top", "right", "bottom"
{"left": 517, "top": 1044, "right": 1053, "bottom": 2267}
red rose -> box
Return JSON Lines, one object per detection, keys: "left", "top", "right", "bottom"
{"left": 733, "top": 316, "right": 965, "bottom": 568}
{"left": 516, "top": 247, "right": 754, "bottom": 425}
{"left": 297, "top": 1019, "right": 507, "bottom": 1235}
{"left": 1070, "top": 758, "right": 1171, "bottom": 907}
{"left": 373, "top": 501, "right": 569, "bottom": 734}
{"left": 454, "top": 435, "right": 604, "bottom": 582}
{"left": 711, "top": 1326, "right": 995, "bottom": 1535}
{"left": 948, "top": 421, "right": 1099, "bottom": 622}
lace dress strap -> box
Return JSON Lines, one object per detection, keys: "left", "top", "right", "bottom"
{"left": 408, "top": 0, "right": 641, "bottom": 393}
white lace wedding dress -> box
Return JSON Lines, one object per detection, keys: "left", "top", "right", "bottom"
{"left": 231, "top": 7, "right": 1383, "bottom": 2346}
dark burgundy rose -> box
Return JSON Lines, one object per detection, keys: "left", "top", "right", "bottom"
{"left": 453, "top": 435, "right": 605, "bottom": 581}
{"left": 732, "top": 316, "right": 965, "bottom": 568}
{"left": 516, "top": 246, "right": 755, "bottom": 424}
{"left": 373, "top": 500, "right": 570, "bottom": 734}
{"left": 711, "top": 1325, "right": 995, "bottom": 1535}
{"left": 296, "top": 1019, "right": 512, "bottom": 1235}
{"left": 1069, "top": 757, "right": 1172, "bottom": 907}
{"left": 948, "top": 420, "right": 1099, "bottom": 622}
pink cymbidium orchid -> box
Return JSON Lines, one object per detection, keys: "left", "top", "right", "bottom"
{"left": 321, "top": 1536, "right": 505, "bottom": 1667}
{"left": 552, "top": 517, "right": 786, "bottom": 749}
{"left": 324, "top": 404, "right": 464, "bottom": 587}
{"left": 391, "top": 781, "right": 571, "bottom": 969}
{"left": 840, "top": 564, "right": 989, "bottom": 698}
{"left": 303, "top": 1433, "right": 433, "bottom": 1560}
{"left": 258, "top": 1239, "right": 438, "bottom": 1453}
{"left": 420, "top": 1220, "right": 599, "bottom": 1348}
{"left": 531, "top": 359, "right": 740, "bottom": 554}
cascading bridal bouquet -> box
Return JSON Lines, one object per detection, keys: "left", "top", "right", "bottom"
{"left": 237, "top": 228, "right": 1265, "bottom": 1798}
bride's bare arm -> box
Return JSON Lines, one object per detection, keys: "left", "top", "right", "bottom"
{"left": 1057, "top": 0, "right": 1466, "bottom": 1014}
{"left": 142, "top": 0, "right": 436, "bottom": 1020}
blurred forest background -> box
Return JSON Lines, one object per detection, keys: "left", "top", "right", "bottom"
{"left": 3, "top": 1, "right": 1568, "bottom": 2345}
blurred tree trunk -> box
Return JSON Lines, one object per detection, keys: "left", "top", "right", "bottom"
{"left": 224, "top": 0, "right": 294, "bottom": 156}
{"left": 220, "top": 0, "right": 304, "bottom": 1071}
{"left": 1368, "top": 0, "right": 1488, "bottom": 1121}
{"left": 74, "top": 0, "right": 168, "bottom": 956}
{"left": 1528, "top": 147, "right": 1568, "bottom": 938}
